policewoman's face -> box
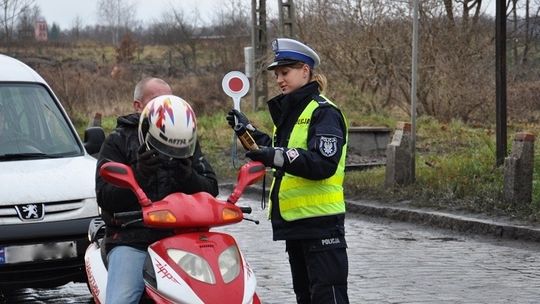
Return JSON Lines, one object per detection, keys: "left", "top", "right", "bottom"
{"left": 273, "top": 64, "right": 310, "bottom": 95}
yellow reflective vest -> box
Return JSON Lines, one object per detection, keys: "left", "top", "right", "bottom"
{"left": 270, "top": 96, "right": 347, "bottom": 221}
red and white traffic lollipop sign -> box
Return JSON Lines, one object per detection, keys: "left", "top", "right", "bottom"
{"left": 222, "top": 71, "right": 250, "bottom": 111}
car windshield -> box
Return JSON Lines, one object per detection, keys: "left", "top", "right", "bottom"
{"left": 0, "top": 83, "right": 82, "bottom": 159}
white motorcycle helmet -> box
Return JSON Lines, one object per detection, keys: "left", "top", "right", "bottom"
{"left": 138, "top": 95, "right": 197, "bottom": 159}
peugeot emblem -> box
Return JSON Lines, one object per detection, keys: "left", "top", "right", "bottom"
{"left": 15, "top": 203, "right": 45, "bottom": 221}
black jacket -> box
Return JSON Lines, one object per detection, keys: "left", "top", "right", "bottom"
{"left": 252, "top": 82, "right": 347, "bottom": 241}
{"left": 96, "top": 113, "right": 219, "bottom": 250}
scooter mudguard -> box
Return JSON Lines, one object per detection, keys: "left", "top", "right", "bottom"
{"left": 144, "top": 232, "right": 258, "bottom": 304}
{"left": 84, "top": 242, "right": 108, "bottom": 304}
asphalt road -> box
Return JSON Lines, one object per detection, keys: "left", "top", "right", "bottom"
{"left": 3, "top": 193, "right": 540, "bottom": 303}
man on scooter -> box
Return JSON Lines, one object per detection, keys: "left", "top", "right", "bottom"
{"left": 95, "top": 77, "right": 219, "bottom": 304}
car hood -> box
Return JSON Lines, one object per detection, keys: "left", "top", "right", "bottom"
{"left": 0, "top": 155, "right": 97, "bottom": 204}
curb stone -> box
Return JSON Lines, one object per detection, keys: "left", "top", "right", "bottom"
{"left": 346, "top": 200, "right": 540, "bottom": 242}
{"left": 219, "top": 183, "right": 540, "bottom": 242}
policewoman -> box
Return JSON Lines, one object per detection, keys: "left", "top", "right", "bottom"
{"left": 227, "top": 38, "right": 349, "bottom": 304}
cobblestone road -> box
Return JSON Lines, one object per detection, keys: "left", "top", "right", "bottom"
{"left": 3, "top": 194, "right": 540, "bottom": 303}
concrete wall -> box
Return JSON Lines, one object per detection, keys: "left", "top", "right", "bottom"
{"left": 346, "top": 127, "right": 391, "bottom": 170}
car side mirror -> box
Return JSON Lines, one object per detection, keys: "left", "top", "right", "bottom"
{"left": 84, "top": 127, "right": 105, "bottom": 156}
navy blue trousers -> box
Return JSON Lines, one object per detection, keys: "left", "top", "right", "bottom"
{"left": 286, "top": 236, "right": 349, "bottom": 304}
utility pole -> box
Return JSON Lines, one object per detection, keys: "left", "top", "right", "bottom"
{"left": 278, "top": 0, "right": 295, "bottom": 38}
{"left": 495, "top": 0, "right": 508, "bottom": 166}
{"left": 410, "top": 0, "right": 419, "bottom": 183}
{"left": 250, "top": 0, "right": 268, "bottom": 111}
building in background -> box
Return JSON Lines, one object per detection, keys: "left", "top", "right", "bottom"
{"left": 34, "top": 18, "right": 48, "bottom": 42}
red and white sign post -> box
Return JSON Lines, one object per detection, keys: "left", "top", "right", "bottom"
{"left": 222, "top": 71, "right": 250, "bottom": 113}
{"left": 222, "top": 71, "right": 251, "bottom": 165}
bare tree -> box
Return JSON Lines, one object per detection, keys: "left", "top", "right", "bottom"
{"left": 70, "top": 15, "right": 83, "bottom": 41}
{"left": 510, "top": 0, "right": 520, "bottom": 66}
{"left": 15, "top": 3, "right": 37, "bottom": 43}
{"left": 289, "top": 0, "right": 496, "bottom": 122}
{"left": 0, "top": 0, "right": 35, "bottom": 44}
{"left": 209, "top": 0, "right": 251, "bottom": 70}
{"left": 97, "top": 0, "right": 137, "bottom": 45}
{"left": 211, "top": 0, "right": 250, "bottom": 40}
{"left": 170, "top": 7, "right": 200, "bottom": 72}
{"left": 443, "top": 0, "right": 455, "bottom": 25}
{"left": 441, "top": 0, "right": 483, "bottom": 43}
{"left": 508, "top": 0, "right": 538, "bottom": 66}
{"left": 521, "top": 0, "right": 531, "bottom": 64}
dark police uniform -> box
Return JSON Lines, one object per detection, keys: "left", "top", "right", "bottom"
{"left": 249, "top": 81, "right": 349, "bottom": 304}
{"left": 230, "top": 37, "right": 350, "bottom": 304}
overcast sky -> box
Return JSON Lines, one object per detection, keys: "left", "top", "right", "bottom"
{"left": 35, "top": 0, "right": 497, "bottom": 30}
{"left": 34, "top": 0, "right": 280, "bottom": 29}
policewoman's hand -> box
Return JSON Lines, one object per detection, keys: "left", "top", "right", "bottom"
{"left": 136, "top": 146, "right": 159, "bottom": 178}
{"left": 226, "top": 109, "right": 256, "bottom": 132}
{"left": 245, "top": 146, "right": 285, "bottom": 168}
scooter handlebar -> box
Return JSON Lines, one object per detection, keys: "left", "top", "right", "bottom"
{"left": 239, "top": 206, "right": 252, "bottom": 214}
{"left": 114, "top": 210, "right": 142, "bottom": 222}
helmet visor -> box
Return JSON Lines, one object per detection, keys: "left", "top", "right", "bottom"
{"left": 146, "top": 132, "right": 196, "bottom": 159}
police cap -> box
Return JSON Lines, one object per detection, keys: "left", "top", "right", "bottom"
{"left": 267, "top": 38, "right": 320, "bottom": 70}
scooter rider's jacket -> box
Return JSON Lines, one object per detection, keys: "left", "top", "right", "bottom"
{"left": 96, "top": 113, "right": 219, "bottom": 251}
{"left": 250, "top": 81, "right": 347, "bottom": 241}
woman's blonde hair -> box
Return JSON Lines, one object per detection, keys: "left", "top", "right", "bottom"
{"left": 312, "top": 72, "right": 327, "bottom": 94}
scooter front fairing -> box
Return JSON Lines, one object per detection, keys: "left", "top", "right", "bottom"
{"left": 144, "top": 232, "right": 258, "bottom": 304}
{"left": 86, "top": 161, "right": 266, "bottom": 303}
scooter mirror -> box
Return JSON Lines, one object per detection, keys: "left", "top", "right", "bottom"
{"left": 227, "top": 161, "right": 266, "bottom": 204}
{"left": 99, "top": 162, "right": 151, "bottom": 206}
{"left": 99, "top": 162, "right": 137, "bottom": 189}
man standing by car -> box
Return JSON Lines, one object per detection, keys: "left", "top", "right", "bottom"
{"left": 95, "top": 77, "right": 219, "bottom": 304}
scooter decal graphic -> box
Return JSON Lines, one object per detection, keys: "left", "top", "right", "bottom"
{"left": 156, "top": 260, "right": 180, "bottom": 285}
{"left": 246, "top": 263, "right": 254, "bottom": 279}
{"left": 85, "top": 257, "right": 100, "bottom": 297}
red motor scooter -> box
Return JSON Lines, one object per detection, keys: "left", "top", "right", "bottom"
{"left": 84, "top": 161, "right": 265, "bottom": 304}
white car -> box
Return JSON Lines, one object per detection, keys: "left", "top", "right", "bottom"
{"left": 0, "top": 54, "right": 104, "bottom": 290}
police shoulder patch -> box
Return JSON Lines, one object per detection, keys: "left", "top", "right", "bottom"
{"left": 319, "top": 136, "right": 338, "bottom": 157}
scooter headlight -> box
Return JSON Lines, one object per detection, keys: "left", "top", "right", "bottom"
{"left": 219, "top": 245, "right": 241, "bottom": 283}
{"left": 167, "top": 249, "right": 216, "bottom": 284}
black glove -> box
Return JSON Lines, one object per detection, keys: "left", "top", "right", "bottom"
{"left": 226, "top": 109, "right": 256, "bottom": 132}
{"left": 245, "top": 146, "right": 285, "bottom": 168}
{"left": 172, "top": 158, "right": 193, "bottom": 182}
{"left": 136, "top": 146, "right": 159, "bottom": 178}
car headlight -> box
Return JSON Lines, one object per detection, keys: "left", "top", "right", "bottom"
{"left": 219, "top": 245, "right": 241, "bottom": 283}
{"left": 167, "top": 249, "right": 216, "bottom": 284}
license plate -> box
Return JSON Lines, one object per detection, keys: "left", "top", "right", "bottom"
{"left": 0, "top": 241, "right": 77, "bottom": 265}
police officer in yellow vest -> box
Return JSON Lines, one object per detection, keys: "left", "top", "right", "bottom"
{"left": 227, "top": 38, "right": 349, "bottom": 304}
